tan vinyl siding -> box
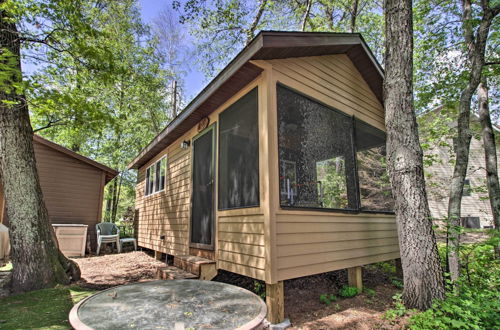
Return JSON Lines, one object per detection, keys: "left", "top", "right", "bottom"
{"left": 263, "top": 55, "right": 398, "bottom": 282}
{"left": 33, "top": 142, "right": 104, "bottom": 249}
{"left": 218, "top": 213, "right": 266, "bottom": 280}
{"left": 265, "top": 54, "right": 385, "bottom": 131}
{"left": 135, "top": 143, "right": 191, "bottom": 256}
{"left": 275, "top": 213, "right": 399, "bottom": 281}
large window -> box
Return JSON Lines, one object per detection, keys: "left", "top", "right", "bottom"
{"left": 219, "top": 88, "right": 260, "bottom": 209}
{"left": 277, "top": 85, "right": 358, "bottom": 210}
{"left": 145, "top": 157, "right": 166, "bottom": 196}
{"left": 356, "top": 120, "right": 394, "bottom": 212}
{"left": 277, "top": 84, "right": 394, "bottom": 212}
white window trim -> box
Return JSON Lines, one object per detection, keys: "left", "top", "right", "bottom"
{"left": 145, "top": 156, "right": 167, "bottom": 197}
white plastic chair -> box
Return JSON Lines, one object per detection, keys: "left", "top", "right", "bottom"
{"left": 96, "top": 222, "right": 120, "bottom": 255}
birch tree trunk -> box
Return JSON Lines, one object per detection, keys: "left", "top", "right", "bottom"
{"left": 0, "top": 7, "right": 80, "bottom": 293}
{"left": 477, "top": 77, "right": 500, "bottom": 257}
{"left": 384, "top": 0, "right": 445, "bottom": 310}
{"left": 447, "top": 0, "right": 499, "bottom": 281}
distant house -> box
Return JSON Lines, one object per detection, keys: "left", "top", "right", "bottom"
{"left": 421, "top": 109, "right": 499, "bottom": 229}
{"left": 0, "top": 135, "right": 118, "bottom": 250}
{"left": 128, "top": 31, "right": 398, "bottom": 323}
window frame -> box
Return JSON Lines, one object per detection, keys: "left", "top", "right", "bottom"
{"left": 144, "top": 156, "right": 167, "bottom": 197}
{"left": 276, "top": 83, "right": 394, "bottom": 215}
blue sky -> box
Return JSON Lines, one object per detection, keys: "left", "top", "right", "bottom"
{"left": 138, "top": 0, "right": 205, "bottom": 101}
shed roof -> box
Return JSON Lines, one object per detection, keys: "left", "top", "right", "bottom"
{"left": 34, "top": 135, "right": 119, "bottom": 183}
{"left": 128, "top": 31, "right": 384, "bottom": 170}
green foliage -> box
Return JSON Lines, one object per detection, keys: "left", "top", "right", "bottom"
{"left": 410, "top": 234, "right": 500, "bottom": 329}
{"left": 391, "top": 278, "right": 404, "bottom": 289}
{"left": 0, "top": 286, "right": 95, "bottom": 329}
{"left": 363, "top": 287, "right": 376, "bottom": 297}
{"left": 319, "top": 293, "right": 337, "bottom": 305}
{"left": 410, "top": 283, "right": 500, "bottom": 330}
{"left": 383, "top": 293, "right": 409, "bottom": 321}
{"left": 339, "top": 285, "right": 358, "bottom": 298}
{"left": 253, "top": 280, "right": 266, "bottom": 300}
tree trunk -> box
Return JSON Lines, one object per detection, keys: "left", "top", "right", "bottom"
{"left": 111, "top": 173, "right": 123, "bottom": 223}
{"left": 447, "top": 0, "right": 498, "bottom": 281}
{"left": 301, "top": 0, "right": 313, "bottom": 31}
{"left": 0, "top": 6, "right": 80, "bottom": 293}
{"left": 350, "top": 0, "right": 359, "bottom": 32}
{"left": 383, "top": 0, "right": 445, "bottom": 310}
{"left": 110, "top": 178, "right": 118, "bottom": 222}
{"left": 477, "top": 77, "right": 500, "bottom": 256}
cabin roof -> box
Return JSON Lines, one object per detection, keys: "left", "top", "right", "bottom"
{"left": 34, "top": 135, "right": 119, "bottom": 183}
{"left": 128, "top": 31, "right": 384, "bottom": 170}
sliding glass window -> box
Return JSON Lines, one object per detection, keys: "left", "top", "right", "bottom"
{"left": 218, "top": 88, "right": 260, "bottom": 209}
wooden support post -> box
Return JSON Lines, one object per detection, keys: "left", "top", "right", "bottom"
{"left": 266, "top": 281, "right": 284, "bottom": 324}
{"left": 155, "top": 251, "right": 163, "bottom": 261}
{"left": 348, "top": 266, "right": 363, "bottom": 292}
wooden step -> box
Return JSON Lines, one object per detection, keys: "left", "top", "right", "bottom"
{"left": 155, "top": 266, "right": 198, "bottom": 280}
{"left": 174, "top": 255, "right": 217, "bottom": 280}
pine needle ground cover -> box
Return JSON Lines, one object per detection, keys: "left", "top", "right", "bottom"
{"left": 0, "top": 286, "right": 95, "bottom": 330}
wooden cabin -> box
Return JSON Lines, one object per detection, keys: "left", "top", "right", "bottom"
{"left": 1, "top": 135, "right": 118, "bottom": 251}
{"left": 128, "top": 31, "right": 399, "bottom": 323}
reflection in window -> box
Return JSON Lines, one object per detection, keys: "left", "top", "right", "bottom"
{"left": 277, "top": 85, "right": 358, "bottom": 210}
{"left": 219, "top": 88, "right": 260, "bottom": 209}
{"left": 355, "top": 120, "right": 394, "bottom": 212}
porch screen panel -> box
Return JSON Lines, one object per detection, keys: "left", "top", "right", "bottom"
{"left": 355, "top": 119, "right": 395, "bottom": 212}
{"left": 277, "top": 85, "right": 358, "bottom": 210}
{"left": 218, "top": 88, "right": 259, "bottom": 209}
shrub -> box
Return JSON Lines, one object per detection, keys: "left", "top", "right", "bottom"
{"left": 339, "top": 286, "right": 358, "bottom": 298}
{"left": 363, "top": 287, "right": 376, "bottom": 297}
{"left": 383, "top": 294, "right": 408, "bottom": 321}
{"left": 410, "top": 234, "right": 500, "bottom": 329}
{"left": 319, "top": 293, "right": 337, "bottom": 305}
{"left": 409, "top": 284, "right": 500, "bottom": 329}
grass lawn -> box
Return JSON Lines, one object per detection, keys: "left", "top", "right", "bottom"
{"left": 0, "top": 285, "right": 95, "bottom": 330}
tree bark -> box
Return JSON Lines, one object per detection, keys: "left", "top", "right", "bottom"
{"left": 384, "top": 0, "right": 445, "bottom": 309}
{"left": 302, "top": 0, "right": 313, "bottom": 31}
{"left": 350, "top": 0, "right": 359, "bottom": 32}
{"left": 245, "top": 0, "right": 268, "bottom": 45}
{"left": 0, "top": 5, "right": 80, "bottom": 293}
{"left": 477, "top": 77, "right": 500, "bottom": 256}
{"left": 447, "top": 0, "right": 499, "bottom": 281}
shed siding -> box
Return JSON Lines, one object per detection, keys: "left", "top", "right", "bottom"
{"left": 266, "top": 54, "right": 385, "bottom": 131}
{"left": 275, "top": 213, "right": 399, "bottom": 281}
{"left": 33, "top": 142, "right": 104, "bottom": 249}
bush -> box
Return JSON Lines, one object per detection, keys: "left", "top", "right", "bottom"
{"left": 339, "top": 286, "right": 358, "bottom": 298}
{"left": 410, "top": 234, "right": 500, "bottom": 329}
{"left": 409, "top": 284, "right": 500, "bottom": 329}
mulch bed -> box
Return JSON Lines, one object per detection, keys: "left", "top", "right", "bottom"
{"left": 72, "top": 250, "right": 165, "bottom": 290}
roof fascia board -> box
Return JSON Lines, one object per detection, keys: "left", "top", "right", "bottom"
{"left": 128, "top": 33, "right": 265, "bottom": 170}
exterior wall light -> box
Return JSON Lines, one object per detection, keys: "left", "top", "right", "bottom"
{"left": 180, "top": 140, "right": 191, "bottom": 149}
